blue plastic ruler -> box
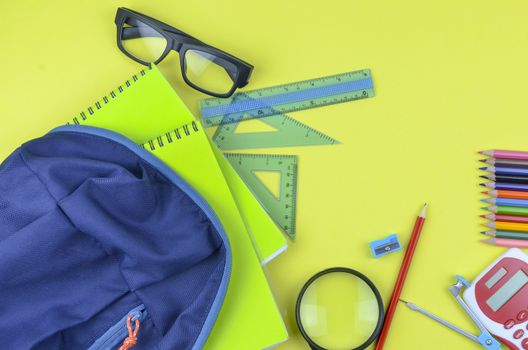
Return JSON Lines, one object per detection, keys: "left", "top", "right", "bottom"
{"left": 199, "top": 68, "right": 374, "bottom": 126}
{"left": 225, "top": 153, "right": 298, "bottom": 240}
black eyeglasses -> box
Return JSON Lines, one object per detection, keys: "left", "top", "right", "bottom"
{"left": 115, "top": 7, "right": 253, "bottom": 98}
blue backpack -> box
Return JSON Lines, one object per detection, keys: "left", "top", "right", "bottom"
{"left": 0, "top": 125, "right": 231, "bottom": 349}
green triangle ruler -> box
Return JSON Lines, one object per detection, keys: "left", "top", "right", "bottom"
{"left": 212, "top": 113, "right": 339, "bottom": 150}
{"left": 225, "top": 153, "right": 298, "bottom": 240}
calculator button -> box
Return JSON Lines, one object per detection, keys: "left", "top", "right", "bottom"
{"left": 522, "top": 338, "right": 528, "bottom": 349}
{"left": 505, "top": 319, "right": 516, "bottom": 329}
{"left": 514, "top": 330, "right": 525, "bottom": 339}
{"left": 519, "top": 310, "right": 528, "bottom": 322}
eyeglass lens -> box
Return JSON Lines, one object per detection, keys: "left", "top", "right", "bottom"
{"left": 184, "top": 49, "right": 237, "bottom": 95}
{"left": 120, "top": 18, "right": 238, "bottom": 95}
{"left": 298, "top": 271, "right": 380, "bottom": 349}
{"left": 121, "top": 18, "right": 168, "bottom": 63}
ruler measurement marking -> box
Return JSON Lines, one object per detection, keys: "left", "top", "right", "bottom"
{"left": 202, "top": 88, "right": 374, "bottom": 127}
{"left": 200, "top": 69, "right": 372, "bottom": 115}
{"left": 202, "top": 69, "right": 370, "bottom": 109}
{"left": 201, "top": 78, "right": 373, "bottom": 118}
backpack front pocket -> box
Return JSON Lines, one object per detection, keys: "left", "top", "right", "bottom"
{"left": 88, "top": 305, "right": 147, "bottom": 350}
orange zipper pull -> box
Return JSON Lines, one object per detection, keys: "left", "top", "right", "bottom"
{"left": 118, "top": 315, "right": 140, "bottom": 350}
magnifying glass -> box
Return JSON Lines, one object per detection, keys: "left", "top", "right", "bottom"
{"left": 296, "top": 267, "right": 384, "bottom": 350}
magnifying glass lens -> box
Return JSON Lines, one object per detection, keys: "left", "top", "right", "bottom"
{"left": 299, "top": 271, "right": 381, "bottom": 349}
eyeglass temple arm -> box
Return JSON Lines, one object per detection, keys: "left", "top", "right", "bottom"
{"left": 121, "top": 27, "right": 241, "bottom": 83}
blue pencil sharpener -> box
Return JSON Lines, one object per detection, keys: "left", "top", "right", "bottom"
{"left": 370, "top": 234, "right": 402, "bottom": 258}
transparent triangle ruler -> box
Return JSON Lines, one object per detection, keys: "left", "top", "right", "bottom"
{"left": 225, "top": 153, "right": 298, "bottom": 240}
{"left": 208, "top": 86, "right": 339, "bottom": 150}
{"left": 213, "top": 112, "right": 339, "bottom": 150}
{"left": 200, "top": 68, "right": 374, "bottom": 126}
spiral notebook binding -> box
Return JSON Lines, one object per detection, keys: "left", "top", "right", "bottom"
{"left": 68, "top": 65, "right": 153, "bottom": 125}
{"left": 140, "top": 121, "right": 200, "bottom": 151}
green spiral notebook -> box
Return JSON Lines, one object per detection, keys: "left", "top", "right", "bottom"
{"left": 67, "top": 65, "right": 288, "bottom": 349}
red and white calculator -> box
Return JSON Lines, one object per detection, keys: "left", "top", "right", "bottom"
{"left": 464, "top": 248, "right": 528, "bottom": 350}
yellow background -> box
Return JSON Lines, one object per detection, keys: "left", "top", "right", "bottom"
{"left": 1, "top": 1, "right": 527, "bottom": 349}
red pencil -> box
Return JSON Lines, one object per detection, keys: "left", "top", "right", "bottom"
{"left": 375, "top": 204, "right": 428, "bottom": 350}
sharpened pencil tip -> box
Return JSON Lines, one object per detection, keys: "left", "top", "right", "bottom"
{"left": 419, "top": 204, "right": 428, "bottom": 218}
{"left": 480, "top": 182, "right": 495, "bottom": 189}
{"left": 399, "top": 299, "right": 408, "bottom": 304}
{"left": 481, "top": 191, "right": 488, "bottom": 195}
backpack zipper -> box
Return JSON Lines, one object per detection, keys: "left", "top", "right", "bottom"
{"left": 88, "top": 304, "right": 147, "bottom": 350}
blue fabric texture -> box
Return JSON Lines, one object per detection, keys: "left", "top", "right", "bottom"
{"left": 0, "top": 126, "right": 231, "bottom": 350}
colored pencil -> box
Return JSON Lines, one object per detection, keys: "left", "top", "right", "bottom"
{"left": 481, "top": 198, "right": 528, "bottom": 207}
{"left": 481, "top": 237, "right": 528, "bottom": 248}
{"left": 481, "top": 158, "right": 528, "bottom": 167}
{"left": 480, "top": 175, "right": 528, "bottom": 184}
{"left": 481, "top": 150, "right": 528, "bottom": 160}
{"left": 481, "top": 213, "right": 528, "bottom": 223}
{"left": 375, "top": 204, "right": 427, "bottom": 350}
{"left": 480, "top": 166, "right": 528, "bottom": 176}
{"left": 485, "top": 221, "right": 528, "bottom": 232}
{"left": 482, "top": 230, "right": 528, "bottom": 240}
{"left": 482, "top": 205, "right": 528, "bottom": 216}
{"left": 481, "top": 182, "right": 528, "bottom": 191}
{"left": 484, "top": 190, "right": 528, "bottom": 200}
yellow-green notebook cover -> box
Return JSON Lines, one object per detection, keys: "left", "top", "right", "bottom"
{"left": 69, "top": 65, "right": 287, "bottom": 264}
{"left": 67, "top": 65, "right": 288, "bottom": 348}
